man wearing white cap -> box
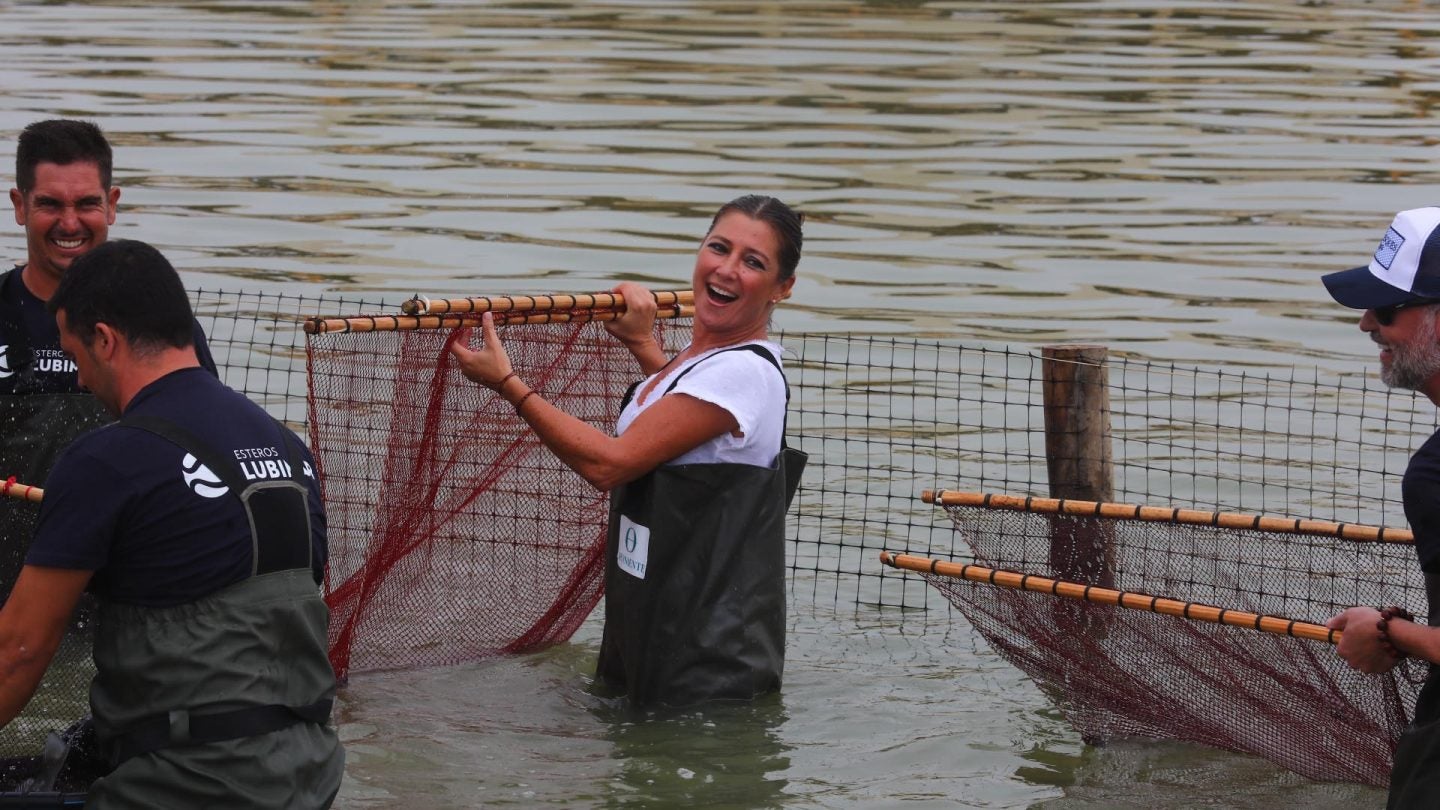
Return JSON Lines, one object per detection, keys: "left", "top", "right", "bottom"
{"left": 1325, "top": 206, "right": 1440, "bottom": 808}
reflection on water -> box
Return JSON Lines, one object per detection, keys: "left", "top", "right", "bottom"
{"left": 2, "top": 0, "right": 1430, "bottom": 806}
{"left": 5, "top": 1, "right": 1440, "bottom": 374}
{"left": 1025, "top": 737, "right": 1383, "bottom": 810}
{"left": 592, "top": 697, "right": 792, "bottom": 808}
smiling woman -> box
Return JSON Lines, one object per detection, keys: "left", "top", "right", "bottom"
{"left": 449, "top": 194, "right": 807, "bottom": 708}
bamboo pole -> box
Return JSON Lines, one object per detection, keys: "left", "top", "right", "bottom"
{"left": 401, "top": 289, "right": 693, "bottom": 316}
{"left": 923, "top": 489, "right": 1413, "bottom": 544}
{"left": 879, "top": 551, "right": 1340, "bottom": 644}
{"left": 1, "top": 477, "right": 42, "bottom": 503}
{"left": 304, "top": 303, "right": 694, "bottom": 335}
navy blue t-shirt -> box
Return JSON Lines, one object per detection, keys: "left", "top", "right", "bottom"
{"left": 1404, "top": 428, "right": 1440, "bottom": 573}
{"left": 0, "top": 265, "right": 218, "bottom": 395}
{"left": 27, "top": 367, "right": 327, "bottom": 607}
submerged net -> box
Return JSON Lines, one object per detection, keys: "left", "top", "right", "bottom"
{"left": 306, "top": 301, "right": 690, "bottom": 681}
{"left": 0, "top": 395, "right": 104, "bottom": 761}
{"left": 909, "top": 491, "right": 1419, "bottom": 787}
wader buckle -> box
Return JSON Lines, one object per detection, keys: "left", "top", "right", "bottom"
{"left": 167, "top": 709, "right": 191, "bottom": 745}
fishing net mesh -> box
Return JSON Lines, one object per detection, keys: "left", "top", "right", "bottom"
{"left": 306, "top": 311, "right": 691, "bottom": 681}
{"left": 0, "top": 396, "right": 101, "bottom": 763}
{"left": 920, "top": 505, "right": 1420, "bottom": 786}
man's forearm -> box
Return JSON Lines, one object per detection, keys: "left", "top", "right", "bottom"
{"left": 1391, "top": 618, "right": 1440, "bottom": 664}
{"left": 0, "top": 565, "right": 93, "bottom": 728}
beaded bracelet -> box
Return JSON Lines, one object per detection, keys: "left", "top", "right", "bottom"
{"left": 1377, "top": 605, "right": 1415, "bottom": 659}
{"left": 514, "top": 389, "right": 539, "bottom": 414}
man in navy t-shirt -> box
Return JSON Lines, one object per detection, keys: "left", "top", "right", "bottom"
{"left": 1324, "top": 207, "right": 1440, "bottom": 808}
{"left": 2, "top": 120, "right": 217, "bottom": 572}
{"left": 0, "top": 239, "right": 343, "bottom": 806}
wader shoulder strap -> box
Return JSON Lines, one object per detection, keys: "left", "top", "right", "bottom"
{"left": 644, "top": 344, "right": 806, "bottom": 503}
{"left": 619, "top": 343, "right": 805, "bottom": 504}
{"left": 661, "top": 344, "right": 794, "bottom": 438}
{"left": 621, "top": 344, "right": 792, "bottom": 431}
{"left": 107, "top": 416, "right": 328, "bottom": 764}
{"left": 119, "top": 413, "right": 312, "bottom": 576}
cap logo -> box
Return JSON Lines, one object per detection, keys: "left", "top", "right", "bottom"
{"left": 1375, "top": 226, "right": 1405, "bottom": 271}
{"left": 0, "top": 346, "right": 10, "bottom": 379}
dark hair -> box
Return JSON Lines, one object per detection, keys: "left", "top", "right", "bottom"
{"left": 707, "top": 195, "right": 804, "bottom": 281}
{"left": 16, "top": 119, "right": 113, "bottom": 193}
{"left": 48, "top": 240, "right": 195, "bottom": 354}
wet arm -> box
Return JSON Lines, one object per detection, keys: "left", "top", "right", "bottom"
{"left": 0, "top": 566, "right": 92, "bottom": 727}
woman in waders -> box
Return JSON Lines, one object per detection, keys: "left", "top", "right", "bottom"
{"left": 451, "top": 194, "right": 804, "bottom": 708}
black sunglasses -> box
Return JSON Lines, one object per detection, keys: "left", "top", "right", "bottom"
{"left": 1374, "top": 299, "right": 1440, "bottom": 326}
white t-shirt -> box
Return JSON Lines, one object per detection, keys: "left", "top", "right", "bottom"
{"left": 615, "top": 340, "right": 787, "bottom": 468}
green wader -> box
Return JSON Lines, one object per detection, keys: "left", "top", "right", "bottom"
{"left": 0, "top": 392, "right": 108, "bottom": 751}
{"left": 596, "top": 344, "right": 805, "bottom": 708}
{"left": 597, "top": 456, "right": 797, "bottom": 707}
{"left": 1388, "top": 573, "right": 1440, "bottom": 810}
{"left": 85, "top": 416, "right": 343, "bottom": 809}
{"left": 0, "top": 392, "right": 110, "bottom": 588}
{"left": 1390, "top": 666, "right": 1440, "bottom": 810}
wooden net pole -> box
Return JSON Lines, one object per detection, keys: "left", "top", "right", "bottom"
{"left": 1, "top": 477, "right": 42, "bottom": 503}
{"left": 304, "top": 303, "right": 694, "bottom": 335}
{"left": 400, "top": 289, "right": 694, "bottom": 316}
{"left": 879, "top": 551, "right": 1340, "bottom": 644}
{"left": 922, "top": 489, "right": 1414, "bottom": 544}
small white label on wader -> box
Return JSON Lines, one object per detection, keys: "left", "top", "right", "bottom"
{"left": 617, "top": 515, "right": 650, "bottom": 579}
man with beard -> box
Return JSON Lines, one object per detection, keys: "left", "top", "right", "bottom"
{"left": 1325, "top": 206, "right": 1440, "bottom": 809}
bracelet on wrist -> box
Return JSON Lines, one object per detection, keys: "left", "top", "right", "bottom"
{"left": 1377, "top": 605, "right": 1415, "bottom": 659}
{"left": 491, "top": 371, "right": 517, "bottom": 392}
{"left": 514, "top": 389, "right": 539, "bottom": 414}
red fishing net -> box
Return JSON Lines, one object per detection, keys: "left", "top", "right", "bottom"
{"left": 915, "top": 497, "right": 1419, "bottom": 787}
{"left": 306, "top": 311, "right": 690, "bottom": 681}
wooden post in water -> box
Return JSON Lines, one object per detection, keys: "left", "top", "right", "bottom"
{"left": 1041, "top": 344, "right": 1113, "bottom": 502}
{"left": 1040, "top": 344, "right": 1116, "bottom": 600}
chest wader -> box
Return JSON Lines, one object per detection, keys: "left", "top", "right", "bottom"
{"left": 596, "top": 345, "right": 807, "bottom": 708}
{"left": 1387, "top": 574, "right": 1440, "bottom": 810}
{"left": 85, "top": 415, "right": 343, "bottom": 810}
{"left": 0, "top": 297, "right": 113, "bottom": 591}
{"left": 0, "top": 305, "right": 110, "bottom": 754}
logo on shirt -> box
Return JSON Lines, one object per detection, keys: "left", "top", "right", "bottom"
{"left": 181, "top": 453, "right": 229, "bottom": 499}
{"left": 302, "top": 460, "right": 314, "bottom": 479}
{"left": 31, "top": 348, "right": 75, "bottom": 375}
{"left": 0, "top": 345, "right": 10, "bottom": 379}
